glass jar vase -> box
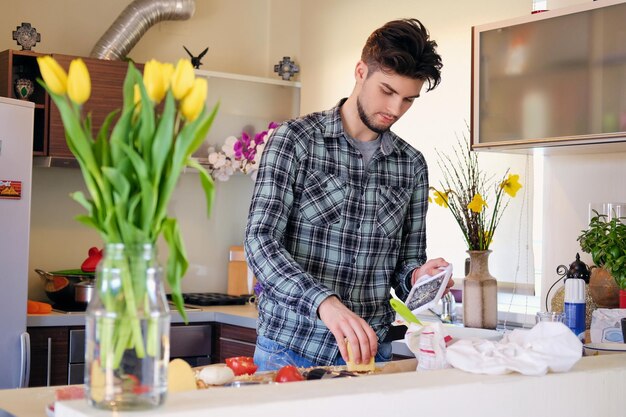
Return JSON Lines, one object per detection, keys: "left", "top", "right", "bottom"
{"left": 85, "top": 243, "right": 170, "bottom": 410}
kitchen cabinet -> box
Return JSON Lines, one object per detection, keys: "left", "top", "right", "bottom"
{"left": 27, "top": 326, "right": 77, "bottom": 387}
{"left": 0, "top": 49, "right": 48, "bottom": 155}
{"left": 0, "top": 50, "right": 301, "bottom": 162}
{"left": 471, "top": 0, "right": 626, "bottom": 153}
{"left": 214, "top": 323, "right": 257, "bottom": 362}
{"left": 0, "top": 49, "right": 130, "bottom": 160}
{"left": 46, "top": 54, "right": 130, "bottom": 158}
{"left": 28, "top": 323, "right": 214, "bottom": 387}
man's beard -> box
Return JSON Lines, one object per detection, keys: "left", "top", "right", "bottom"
{"left": 357, "top": 97, "right": 393, "bottom": 134}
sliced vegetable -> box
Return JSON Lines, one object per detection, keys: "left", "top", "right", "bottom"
{"left": 274, "top": 365, "right": 304, "bottom": 383}
{"left": 225, "top": 356, "right": 258, "bottom": 376}
{"left": 168, "top": 358, "right": 197, "bottom": 393}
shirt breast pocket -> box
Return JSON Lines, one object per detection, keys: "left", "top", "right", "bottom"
{"left": 376, "top": 185, "right": 411, "bottom": 237}
{"left": 300, "top": 171, "right": 345, "bottom": 226}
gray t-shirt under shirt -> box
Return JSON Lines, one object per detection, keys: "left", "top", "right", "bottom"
{"left": 345, "top": 135, "right": 381, "bottom": 168}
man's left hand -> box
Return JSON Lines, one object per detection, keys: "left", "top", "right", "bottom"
{"left": 411, "top": 258, "right": 454, "bottom": 292}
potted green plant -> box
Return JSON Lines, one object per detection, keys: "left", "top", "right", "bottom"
{"left": 577, "top": 211, "right": 626, "bottom": 308}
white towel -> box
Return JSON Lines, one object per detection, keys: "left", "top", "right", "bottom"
{"left": 446, "top": 322, "right": 583, "bottom": 376}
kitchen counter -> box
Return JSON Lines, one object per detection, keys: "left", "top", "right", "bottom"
{"left": 1, "top": 354, "right": 624, "bottom": 417}
{"left": 27, "top": 304, "right": 259, "bottom": 328}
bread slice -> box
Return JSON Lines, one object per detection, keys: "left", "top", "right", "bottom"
{"left": 345, "top": 340, "right": 375, "bottom": 372}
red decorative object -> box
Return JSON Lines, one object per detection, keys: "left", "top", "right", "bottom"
{"left": 81, "top": 247, "right": 103, "bottom": 272}
{"left": 620, "top": 289, "right": 626, "bottom": 309}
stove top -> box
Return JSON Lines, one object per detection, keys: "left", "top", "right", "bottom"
{"left": 52, "top": 303, "right": 87, "bottom": 314}
{"left": 175, "top": 292, "right": 251, "bottom": 307}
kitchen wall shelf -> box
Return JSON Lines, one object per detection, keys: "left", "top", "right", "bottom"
{"left": 0, "top": 49, "right": 48, "bottom": 155}
{"left": 0, "top": 50, "right": 301, "bottom": 164}
{"left": 195, "top": 69, "right": 301, "bottom": 88}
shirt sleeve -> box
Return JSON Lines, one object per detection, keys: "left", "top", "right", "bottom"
{"left": 392, "top": 156, "right": 429, "bottom": 300}
{"left": 244, "top": 123, "right": 336, "bottom": 321}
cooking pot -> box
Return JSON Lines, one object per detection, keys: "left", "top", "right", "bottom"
{"left": 35, "top": 269, "right": 95, "bottom": 307}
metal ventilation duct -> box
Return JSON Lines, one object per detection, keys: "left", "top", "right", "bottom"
{"left": 90, "top": 0, "right": 196, "bottom": 60}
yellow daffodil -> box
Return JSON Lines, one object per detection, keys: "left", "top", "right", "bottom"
{"left": 37, "top": 56, "right": 68, "bottom": 95}
{"left": 171, "top": 59, "right": 195, "bottom": 100}
{"left": 67, "top": 58, "right": 91, "bottom": 105}
{"left": 500, "top": 174, "right": 522, "bottom": 198}
{"left": 482, "top": 230, "right": 493, "bottom": 246}
{"left": 467, "top": 193, "right": 487, "bottom": 213}
{"left": 433, "top": 190, "right": 449, "bottom": 208}
{"left": 143, "top": 60, "right": 168, "bottom": 103}
{"left": 180, "top": 77, "right": 207, "bottom": 121}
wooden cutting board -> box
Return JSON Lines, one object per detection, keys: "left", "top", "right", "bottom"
{"left": 227, "top": 246, "right": 255, "bottom": 295}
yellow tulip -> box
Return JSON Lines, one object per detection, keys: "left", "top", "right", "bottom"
{"left": 162, "top": 62, "right": 175, "bottom": 92}
{"left": 37, "top": 56, "right": 68, "bottom": 95}
{"left": 171, "top": 59, "right": 195, "bottom": 100}
{"left": 467, "top": 193, "right": 487, "bottom": 213}
{"left": 67, "top": 58, "right": 91, "bottom": 105}
{"left": 143, "top": 59, "right": 167, "bottom": 103}
{"left": 500, "top": 174, "right": 522, "bottom": 198}
{"left": 180, "top": 78, "right": 207, "bottom": 121}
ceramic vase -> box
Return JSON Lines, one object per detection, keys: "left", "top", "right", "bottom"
{"left": 462, "top": 250, "right": 498, "bottom": 329}
{"left": 85, "top": 243, "right": 170, "bottom": 410}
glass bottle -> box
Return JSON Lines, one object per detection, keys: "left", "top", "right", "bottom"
{"left": 85, "top": 243, "right": 170, "bottom": 410}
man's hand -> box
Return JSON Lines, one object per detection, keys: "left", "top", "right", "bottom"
{"left": 411, "top": 258, "right": 454, "bottom": 292}
{"left": 318, "top": 296, "right": 378, "bottom": 365}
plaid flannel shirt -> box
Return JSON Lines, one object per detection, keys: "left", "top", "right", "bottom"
{"left": 244, "top": 101, "right": 429, "bottom": 365}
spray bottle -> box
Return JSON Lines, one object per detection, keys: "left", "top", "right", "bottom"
{"left": 564, "top": 276, "right": 586, "bottom": 341}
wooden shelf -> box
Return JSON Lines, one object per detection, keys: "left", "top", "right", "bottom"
{"left": 195, "top": 69, "right": 301, "bottom": 88}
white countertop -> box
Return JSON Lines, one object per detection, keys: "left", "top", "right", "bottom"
{"left": 1, "top": 354, "right": 624, "bottom": 417}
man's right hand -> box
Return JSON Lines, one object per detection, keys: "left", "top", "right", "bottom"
{"left": 317, "top": 296, "right": 378, "bottom": 365}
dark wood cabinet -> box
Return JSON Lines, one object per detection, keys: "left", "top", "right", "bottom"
{"left": 0, "top": 49, "right": 132, "bottom": 158}
{"left": 27, "top": 326, "right": 80, "bottom": 387}
{"left": 0, "top": 49, "right": 48, "bottom": 155}
{"left": 28, "top": 323, "right": 215, "bottom": 386}
{"left": 46, "top": 54, "right": 130, "bottom": 158}
{"left": 214, "top": 323, "right": 257, "bottom": 362}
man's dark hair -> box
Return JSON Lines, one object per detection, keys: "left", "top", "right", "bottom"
{"left": 361, "top": 18, "right": 442, "bottom": 91}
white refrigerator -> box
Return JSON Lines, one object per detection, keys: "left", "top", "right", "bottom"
{"left": 0, "top": 96, "right": 34, "bottom": 388}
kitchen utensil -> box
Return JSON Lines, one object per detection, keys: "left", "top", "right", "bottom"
{"left": 389, "top": 288, "right": 421, "bottom": 325}
{"left": 35, "top": 268, "right": 95, "bottom": 307}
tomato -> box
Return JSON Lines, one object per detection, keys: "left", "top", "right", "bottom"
{"left": 274, "top": 365, "right": 304, "bottom": 383}
{"left": 225, "top": 356, "right": 258, "bottom": 376}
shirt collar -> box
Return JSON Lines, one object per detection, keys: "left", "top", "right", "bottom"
{"left": 327, "top": 98, "right": 398, "bottom": 156}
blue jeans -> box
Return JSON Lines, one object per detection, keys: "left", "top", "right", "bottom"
{"left": 253, "top": 335, "right": 393, "bottom": 371}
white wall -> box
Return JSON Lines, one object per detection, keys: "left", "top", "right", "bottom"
{"left": 298, "top": 0, "right": 618, "bottom": 313}
{"left": 6, "top": 0, "right": 620, "bottom": 307}
{"left": 0, "top": 0, "right": 301, "bottom": 300}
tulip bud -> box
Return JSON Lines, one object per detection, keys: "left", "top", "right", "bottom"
{"left": 171, "top": 59, "right": 195, "bottom": 100}
{"left": 180, "top": 77, "right": 207, "bottom": 121}
{"left": 162, "top": 62, "right": 175, "bottom": 92}
{"left": 36, "top": 56, "right": 68, "bottom": 95}
{"left": 67, "top": 58, "right": 91, "bottom": 105}
{"left": 143, "top": 59, "right": 167, "bottom": 103}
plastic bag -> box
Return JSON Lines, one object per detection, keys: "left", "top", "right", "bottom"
{"left": 404, "top": 322, "right": 452, "bottom": 371}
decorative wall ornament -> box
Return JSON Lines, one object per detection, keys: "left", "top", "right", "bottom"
{"left": 14, "top": 78, "right": 35, "bottom": 100}
{"left": 183, "top": 45, "right": 209, "bottom": 69}
{"left": 273, "top": 56, "right": 299, "bottom": 81}
{"left": 12, "top": 22, "right": 41, "bottom": 50}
